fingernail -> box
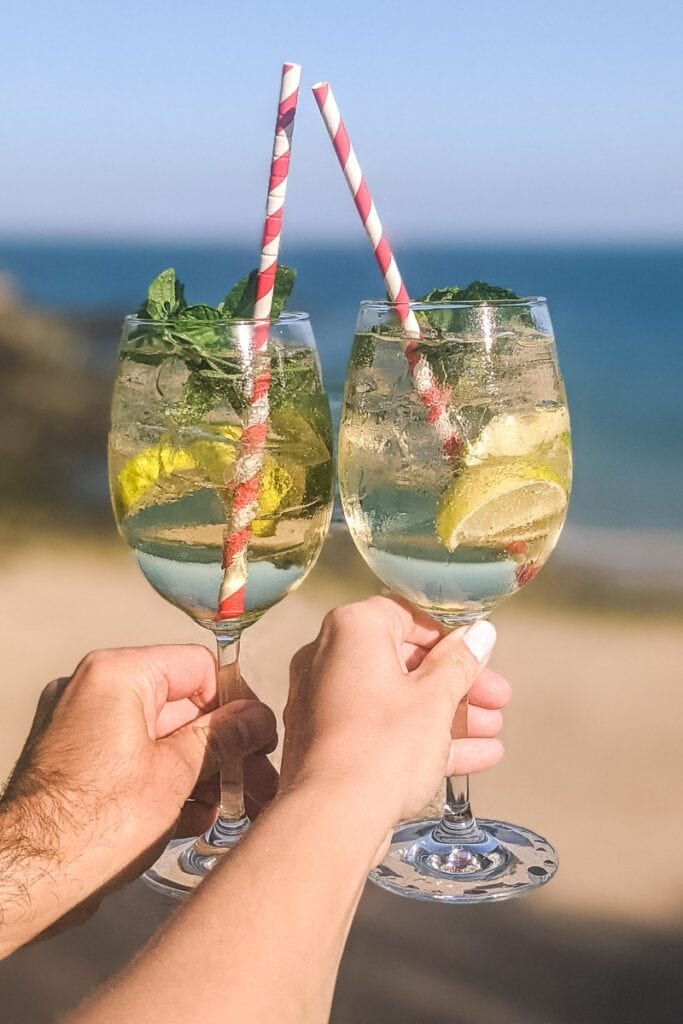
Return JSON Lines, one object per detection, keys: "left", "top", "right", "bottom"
{"left": 463, "top": 620, "right": 496, "bottom": 663}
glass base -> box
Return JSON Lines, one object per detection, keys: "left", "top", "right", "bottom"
{"left": 142, "top": 815, "right": 250, "bottom": 901}
{"left": 369, "top": 817, "right": 558, "bottom": 904}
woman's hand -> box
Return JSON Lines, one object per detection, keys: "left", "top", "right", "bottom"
{"left": 281, "top": 596, "right": 509, "bottom": 839}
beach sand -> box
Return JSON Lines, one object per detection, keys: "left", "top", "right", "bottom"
{"left": 1, "top": 531, "right": 681, "bottom": 1022}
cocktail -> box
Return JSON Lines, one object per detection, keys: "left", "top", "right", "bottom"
{"left": 109, "top": 306, "right": 334, "bottom": 897}
{"left": 339, "top": 297, "right": 571, "bottom": 903}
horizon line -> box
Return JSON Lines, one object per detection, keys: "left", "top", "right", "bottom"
{"left": 1, "top": 232, "right": 683, "bottom": 250}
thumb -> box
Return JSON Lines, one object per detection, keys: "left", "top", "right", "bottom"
{"left": 164, "top": 698, "right": 278, "bottom": 787}
{"left": 416, "top": 620, "right": 496, "bottom": 705}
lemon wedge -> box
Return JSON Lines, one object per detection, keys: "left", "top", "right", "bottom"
{"left": 436, "top": 458, "right": 568, "bottom": 551}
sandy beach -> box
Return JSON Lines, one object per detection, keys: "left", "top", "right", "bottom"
{"left": 0, "top": 530, "right": 681, "bottom": 1022}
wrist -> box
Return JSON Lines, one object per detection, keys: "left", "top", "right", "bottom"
{"left": 275, "top": 772, "right": 392, "bottom": 861}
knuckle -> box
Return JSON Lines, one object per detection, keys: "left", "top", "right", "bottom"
{"left": 261, "top": 703, "right": 278, "bottom": 738}
{"left": 76, "top": 650, "right": 107, "bottom": 676}
{"left": 322, "top": 602, "right": 364, "bottom": 633}
{"left": 445, "top": 643, "right": 477, "bottom": 681}
{"left": 290, "top": 645, "right": 311, "bottom": 679}
{"left": 40, "top": 678, "right": 64, "bottom": 703}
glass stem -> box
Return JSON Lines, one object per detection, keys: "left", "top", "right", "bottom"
{"left": 432, "top": 698, "right": 485, "bottom": 845}
{"left": 215, "top": 634, "right": 246, "bottom": 823}
{"left": 177, "top": 633, "right": 248, "bottom": 873}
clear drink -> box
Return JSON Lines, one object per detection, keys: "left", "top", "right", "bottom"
{"left": 109, "top": 321, "right": 334, "bottom": 633}
{"left": 339, "top": 312, "right": 571, "bottom": 625}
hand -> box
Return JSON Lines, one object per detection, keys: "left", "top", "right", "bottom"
{"left": 0, "top": 645, "right": 277, "bottom": 956}
{"left": 281, "top": 596, "right": 509, "bottom": 838}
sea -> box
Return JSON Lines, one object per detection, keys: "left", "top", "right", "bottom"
{"left": 2, "top": 240, "right": 682, "bottom": 595}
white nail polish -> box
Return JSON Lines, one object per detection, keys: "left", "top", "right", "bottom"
{"left": 463, "top": 620, "right": 496, "bottom": 662}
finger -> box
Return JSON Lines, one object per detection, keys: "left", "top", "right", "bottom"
{"left": 164, "top": 699, "right": 278, "bottom": 786}
{"left": 402, "top": 642, "right": 431, "bottom": 672}
{"left": 155, "top": 697, "right": 203, "bottom": 738}
{"left": 188, "top": 775, "right": 219, "bottom": 806}
{"left": 155, "top": 677, "right": 260, "bottom": 739}
{"left": 416, "top": 621, "right": 496, "bottom": 706}
{"left": 447, "top": 738, "right": 504, "bottom": 776}
{"left": 322, "top": 597, "right": 445, "bottom": 658}
{"left": 368, "top": 594, "right": 447, "bottom": 649}
{"left": 194, "top": 701, "right": 278, "bottom": 780}
{"left": 86, "top": 644, "right": 220, "bottom": 709}
{"left": 244, "top": 753, "right": 279, "bottom": 819}
{"left": 468, "top": 668, "right": 512, "bottom": 710}
{"left": 141, "top": 644, "right": 218, "bottom": 708}
{"left": 467, "top": 705, "right": 504, "bottom": 738}
{"left": 174, "top": 800, "right": 218, "bottom": 839}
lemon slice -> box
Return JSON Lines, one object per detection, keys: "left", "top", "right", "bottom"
{"left": 117, "top": 424, "right": 298, "bottom": 534}
{"left": 436, "top": 458, "right": 568, "bottom": 551}
{"left": 251, "top": 461, "right": 297, "bottom": 537}
{"left": 117, "top": 442, "right": 198, "bottom": 512}
{"left": 117, "top": 426, "right": 242, "bottom": 513}
{"left": 466, "top": 406, "right": 570, "bottom": 465}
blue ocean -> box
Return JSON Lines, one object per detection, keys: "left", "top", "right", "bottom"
{"left": 1, "top": 241, "right": 681, "bottom": 565}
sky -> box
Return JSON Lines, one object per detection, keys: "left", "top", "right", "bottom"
{"left": 1, "top": 0, "right": 682, "bottom": 243}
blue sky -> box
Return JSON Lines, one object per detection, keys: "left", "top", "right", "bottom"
{"left": 2, "top": 0, "right": 682, "bottom": 242}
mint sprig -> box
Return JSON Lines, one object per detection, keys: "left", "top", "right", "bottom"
{"left": 124, "top": 266, "right": 297, "bottom": 424}
{"left": 415, "top": 280, "right": 529, "bottom": 336}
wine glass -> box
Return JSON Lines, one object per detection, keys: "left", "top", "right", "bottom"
{"left": 338, "top": 297, "right": 571, "bottom": 903}
{"left": 109, "top": 311, "right": 334, "bottom": 898}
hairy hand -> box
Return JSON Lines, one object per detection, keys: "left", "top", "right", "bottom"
{"left": 0, "top": 645, "right": 277, "bottom": 956}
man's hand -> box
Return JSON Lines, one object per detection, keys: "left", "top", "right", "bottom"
{"left": 0, "top": 645, "right": 277, "bottom": 957}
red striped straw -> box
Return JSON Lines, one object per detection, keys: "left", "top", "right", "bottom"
{"left": 312, "top": 81, "right": 461, "bottom": 459}
{"left": 217, "top": 62, "right": 301, "bottom": 620}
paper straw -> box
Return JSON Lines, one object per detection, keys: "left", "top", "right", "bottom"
{"left": 217, "top": 62, "right": 301, "bottom": 620}
{"left": 312, "top": 81, "right": 461, "bottom": 459}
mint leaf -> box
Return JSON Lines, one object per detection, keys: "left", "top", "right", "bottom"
{"left": 269, "top": 265, "right": 296, "bottom": 319}
{"left": 173, "top": 305, "right": 223, "bottom": 349}
{"left": 170, "top": 372, "right": 237, "bottom": 427}
{"left": 420, "top": 280, "right": 521, "bottom": 304}
{"left": 138, "top": 268, "right": 186, "bottom": 320}
{"left": 177, "top": 304, "right": 221, "bottom": 320}
{"left": 219, "top": 272, "right": 256, "bottom": 318}
{"left": 220, "top": 265, "right": 296, "bottom": 319}
{"left": 419, "top": 284, "right": 463, "bottom": 303}
{"left": 416, "top": 280, "right": 526, "bottom": 336}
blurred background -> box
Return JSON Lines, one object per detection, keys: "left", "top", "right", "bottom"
{"left": 1, "top": 1, "right": 681, "bottom": 1021}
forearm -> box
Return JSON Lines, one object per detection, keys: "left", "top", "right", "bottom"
{"left": 0, "top": 797, "right": 76, "bottom": 957}
{"left": 0, "top": 790, "right": 128, "bottom": 958}
{"left": 70, "top": 779, "right": 388, "bottom": 1024}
